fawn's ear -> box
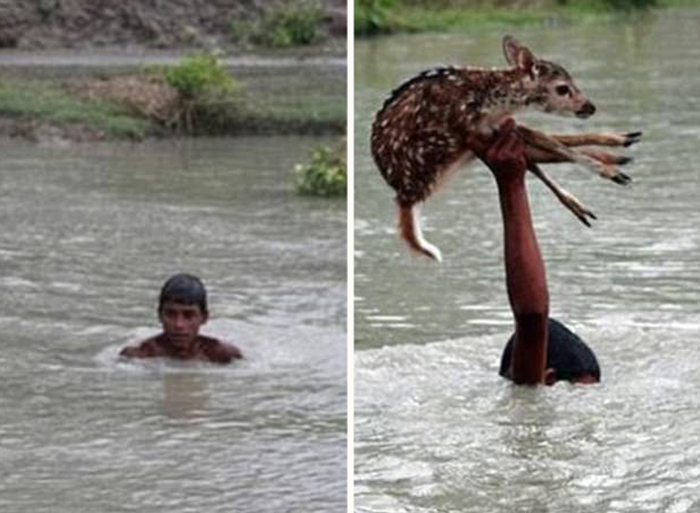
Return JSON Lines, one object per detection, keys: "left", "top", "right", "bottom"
{"left": 502, "top": 36, "right": 536, "bottom": 76}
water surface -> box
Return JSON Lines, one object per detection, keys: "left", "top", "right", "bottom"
{"left": 355, "top": 9, "right": 700, "bottom": 512}
{"left": 0, "top": 136, "right": 346, "bottom": 512}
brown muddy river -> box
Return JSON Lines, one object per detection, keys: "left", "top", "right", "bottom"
{"left": 355, "top": 8, "right": 700, "bottom": 513}
{"left": 0, "top": 136, "right": 347, "bottom": 512}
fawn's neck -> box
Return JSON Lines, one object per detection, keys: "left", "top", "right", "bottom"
{"left": 463, "top": 67, "right": 532, "bottom": 133}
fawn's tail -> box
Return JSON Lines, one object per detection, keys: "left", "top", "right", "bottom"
{"left": 397, "top": 201, "right": 443, "bottom": 263}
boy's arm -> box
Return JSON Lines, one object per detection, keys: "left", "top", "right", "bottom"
{"left": 476, "top": 120, "right": 549, "bottom": 385}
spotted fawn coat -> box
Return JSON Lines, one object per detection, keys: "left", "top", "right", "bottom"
{"left": 370, "top": 36, "right": 638, "bottom": 262}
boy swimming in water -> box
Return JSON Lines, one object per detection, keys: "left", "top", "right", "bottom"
{"left": 120, "top": 273, "right": 242, "bottom": 364}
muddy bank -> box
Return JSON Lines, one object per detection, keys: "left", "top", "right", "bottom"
{"left": 0, "top": 0, "right": 346, "bottom": 50}
{"left": 0, "top": 1, "right": 346, "bottom": 143}
{"left": 0, "top": 60, "right": 346, "bottom": 143}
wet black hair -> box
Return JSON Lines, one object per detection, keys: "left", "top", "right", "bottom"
{"left": 499, "top": 318, "right": 601, "bottom": 383}
{"left": 158, "top": 273, "right": 208, "bottom": 317}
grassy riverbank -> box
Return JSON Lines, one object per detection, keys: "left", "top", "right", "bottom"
{"left": 0, "top": 75, "right": 155, "bottom": 141}
{"left": 0, "top": 57, "right": 345, "bottom": 142}
{"left": 356, "top": 0, "right": 695, "bottom": 36}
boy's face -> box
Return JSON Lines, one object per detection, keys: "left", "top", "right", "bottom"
{"left": 159, "top": 301, "right": 207, "bottom": 348}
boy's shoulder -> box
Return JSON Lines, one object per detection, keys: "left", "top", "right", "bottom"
{"left": 119, "top": 335, "right": 167, "bottom": 358}
{"left": 199, "top": 335, "right": 243, "bottom": 363}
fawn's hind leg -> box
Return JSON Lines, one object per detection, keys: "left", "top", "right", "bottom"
{"left": 397, "top": 201, "right": 443, "bottom": 262}
{"left": 528, "top": 163, "right": 597, "bottom": 227}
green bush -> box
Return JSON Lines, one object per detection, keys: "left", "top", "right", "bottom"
{"left": 295, "top": 139, "right": 347, "bottom": 197}
{"left": 232, "top": 1, "right": 324, "bottom": 48}
{"left": 163, "top": 54, "right": 238, "bottom": 101}
{"left": 603, "top": 0, "right": 657, "bottom": 9}
{"left": 558, "top": 0, "right": 657, "bottom": 8}
{"left": 355, "top": 0, "right": 398, "bottom": 36}
{"left": 161, "top": 54, "right": 240, "bottom": 131}
{"left": 356, "top": 0, "right": 662, "bottom": 36}
{"left": 557, "top": 0, "right": 657, "bottom": 8}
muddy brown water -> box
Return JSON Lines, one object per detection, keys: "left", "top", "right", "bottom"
{"left": 355, "top": 8, "right": 700, "bottom": 513}
{"left": 0, "top": 136, "right": 346, "bottom": 512}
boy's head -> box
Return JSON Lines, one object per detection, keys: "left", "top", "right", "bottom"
{"left": 157, "top": 274, "right": 209, "bottom": 347}
{"left": 499, "top": 318, "right": 601, "bottom": 385}
{"left": 158, "top": 273, "right": 208, "bottom": 317}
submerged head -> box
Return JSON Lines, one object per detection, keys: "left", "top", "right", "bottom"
{"left": 502, "top": 35, "right": 596, "bottom": 119}
{"left": 499, "top": 318, "right": 601, "bottom": 385}
{"left": 158, "top": 273, "right": 209, "bottom": 347}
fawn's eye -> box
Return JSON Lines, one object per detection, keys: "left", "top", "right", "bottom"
{"left": 555, "top": 85, "right": 571, "bottom": 96}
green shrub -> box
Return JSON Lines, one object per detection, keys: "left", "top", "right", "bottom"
{"left": 558, "top": 0, "right": 657, "bottom": 8}
{"left": 602, "top": 0, "right": 657, "bottom": 9}
{"left": 232, "top": 1, "right": 324, "bottom": 48}
{"left": 355, "top": 0, "right": 398, "bottom": 36}
{"left": 163, "top": 54, "right": 238, "bottom": 101}
{"left": 295, "top": 139, "right": 347, "bottom": 197}
{"left": 161, "top": 54, "right": 240, "bottom": 131}
{"left": 356, "top": 0, "right": 661, "bottom": 37}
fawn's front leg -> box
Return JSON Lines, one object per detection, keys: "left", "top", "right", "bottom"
{"left": 518, "top": 126, "right": 636, "bottom": 185}
{"left": 550, "top": 131, "right": 642, "bottom": 148}
{"left": 553, "top": 130, "right": 642, "bottom": 172}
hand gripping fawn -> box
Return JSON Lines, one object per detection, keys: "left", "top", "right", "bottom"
{"left": 370, "top": 36, "right": 641, "bottom": 262}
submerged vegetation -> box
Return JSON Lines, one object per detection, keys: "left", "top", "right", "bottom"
{"left": 295, "top": 137, "right": 347, "bottom": 197}
{"left": 356, "top": 0, "right": 677, "bottom": 36}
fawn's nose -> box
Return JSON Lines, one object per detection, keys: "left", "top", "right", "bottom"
{"left": 576, "top": 101, "right": 596, "bottom": 118}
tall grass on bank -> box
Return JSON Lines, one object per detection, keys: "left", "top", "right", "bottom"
{"left": 150, "top": 53, "right": 345, "bottom": 135}
{"left": 160, "top": 55, "right": 345, "bottom": 135}
{"left": 0, "top": 77, "right": 152, "bottom": 139}
{"left": 356, "top": 0, "right": 664, "bottom": 36}
{"left": 557, "top": 0, "right": 657, "bottom": 9}
{"left": 0, "top": 51, "right": 345, "bottom": 141}
{"left": 231, "top": 1, "right": 324, "bottom": 48}
{"left": 355, "top": 0, "right": 398, "bottom": 36}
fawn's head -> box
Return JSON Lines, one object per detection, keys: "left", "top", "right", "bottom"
{"left": 503, "top": 36, "right": 596, "bottom": 119}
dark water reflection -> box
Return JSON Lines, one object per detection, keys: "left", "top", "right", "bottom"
{"left": 355, "top": 8, "right": 700, "bottom": 513}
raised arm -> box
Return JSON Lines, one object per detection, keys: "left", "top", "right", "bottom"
{"left": 476, "top": 120, "right": 549, "bottom": 385}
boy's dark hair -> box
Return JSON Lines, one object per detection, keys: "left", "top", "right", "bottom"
{"left": 499, "top": 318, "right": 601, "bottom": 383}
{"left": 158, "top": 274, "right": 208, "bottom": 317}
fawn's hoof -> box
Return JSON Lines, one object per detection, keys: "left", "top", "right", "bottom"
{"left": 618, "top": 156, "right": 633, "bottom": 166}
{"left": 612, "top": 172, "right": 632, "bottom": 185}
{"left": 624, "top": 132, "right": 643, "bottom": 147}
{"left": 579, "top": 210, "right": 597, "bottom": 228}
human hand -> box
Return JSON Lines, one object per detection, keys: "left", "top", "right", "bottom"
{"left": 475, "top": 119, "right": 528, "bottom": 182}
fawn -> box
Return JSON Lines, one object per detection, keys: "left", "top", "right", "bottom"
{"left": 371, "top": 35, "right": 641, "bottom": 262}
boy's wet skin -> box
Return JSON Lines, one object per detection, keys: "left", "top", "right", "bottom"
{"left": 479, "top": 121, "right": 600, "bottom": 385}
{"left": 120, "top": 274, "right": 242, "bottom": 364}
